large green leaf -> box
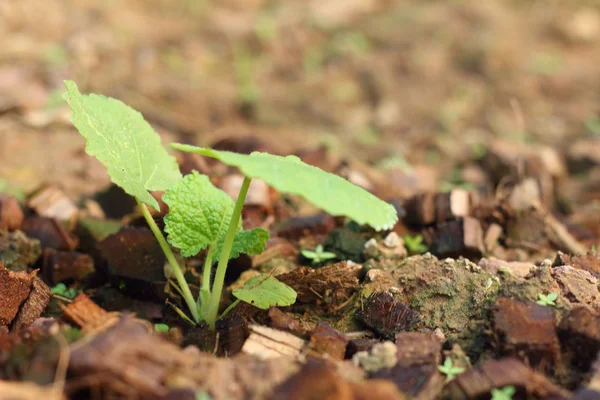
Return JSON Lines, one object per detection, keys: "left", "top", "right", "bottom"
{"left": 163, "top": 171, "right": 268, "bottom": 258}
{"left": 63, "top": 80, "right": 181, "bottom": 211}
{"left": 232, "top": 275, "right": 296, "bottom": 309}
{"left": 171, "top": 145, "right": 398, "bottom": 231}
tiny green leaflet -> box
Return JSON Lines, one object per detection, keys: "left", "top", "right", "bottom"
{"left": 232, "top": 275, "right": 296, "bottom": 309}
{"left": 63, "top": 80, "right": 181, "bottom": 211}
{"left": 170, "top": 145, "right": 398, "bottom": 231}
{"left": 163, "top": 171, "right": 268, "bottom": 259}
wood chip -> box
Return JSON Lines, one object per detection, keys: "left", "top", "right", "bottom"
{"left": 403, "top": 189, "right": 473, "bottom": 227}
{"left": 492, "top": 297, "right": 560, "bottom": 372}
{"left": 241, "top": 324, "right": 306, "bottom": 359}
{"left": 307, "top": 323, "right": 349, "bottom": 361}
{"left": 0, "top": 195, "right": 24, "bottom": 231}
{"left": 28, "top": 186, "right": 79, "bottom": 222}
{"left": 0, "top": 262, "right": 34, "bottom": 326}
{"left": 558, "top": 307, "right": 600, "bottom": 371}
{"left": 0, "top": 381, "right": 65, "bottom": 400}
{"left": 423, "top": 217, "right": 484, "bottom": 257}
{"left": 41, "top": 249, "right": 95, "bottom": 285}
{"left": 61, "top": 293, "right": 118, "bottom": 334}
{"left": 12, "top": 276, "right": 51, "bottom": 330}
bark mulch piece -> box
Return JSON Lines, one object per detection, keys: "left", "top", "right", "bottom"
{"left": 96, "top": 227, "right": 166, "bottom": 283}
{"left": 0, "top": 262, "right": 36, "bottom": 327}
{"left": 554, "top": 251, "right": 600, "bottom": 278}
{"left": 423, "top": 217, "right": 485, "bottom": 258}
{"left": 492, "top": 297, "right": 561, "bottom": 372}
{"left": 0, "top": 195, "right": 24, "bottom": 231}
{"left": 277, "top": 261, "right": 361, "bottom": 312}
{"left": 67, "top": 315, "right": 300, "bottom": 400}
{"left": 241, "top": 324, "right": 306, "bottom": 359}
{"left": 41, "top": 248, "right": 94, "bottom": 285}
{"left": 61, "top": 293, "right": 118, "bottom": 333}
{"left": 558, "top": 307, "right": 600, "bottom": 371}
{"left": 21, "top": 215, "right": 78, "bottom": 251}
{"left": 267, "top": 307, "right": 316, "bottom": 337}
{"left": 274, "top": 214, "right": 337, "bottom": 241}
{"left": 371, "top": 332, "right": 444, "bottom": 400}
{"left": 359, "top": 291, "right": 421, "bottom": 340}
{"left": 307, "top": 322, "right": 349, "bottom": 361}
{"left": 12, "top": 276, "right": 51, "bottom": 330}
{"left": 269, "top": 359, "right": 406, "bottom": 400}
{"left": 402, "top": 189, "right": 473, "bottom": 227}
{"left": 446, "top": 357, "right": 572, "bottom": 399}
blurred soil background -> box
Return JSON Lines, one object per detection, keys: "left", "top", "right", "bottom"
{"left": 1, "top": 0, "right": 600, "bottom": 200}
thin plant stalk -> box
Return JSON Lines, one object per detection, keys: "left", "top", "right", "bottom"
{"left": 205, "top": 177, "right": 251, "bottom": 329}
{"left": 198, "top": 247, "right": 213, "bottom": 315}
{"left": 219, "top": 299, "right": 241, "bottom": 319}
{"left": 137, "top": 199, "right": 200, "bottom": 323}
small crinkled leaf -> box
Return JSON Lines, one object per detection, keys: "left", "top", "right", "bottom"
{"left": 233, "top": 275, "right": 297, "bottom": 309}
{"left": 163, "top": 171, "right": 240, "bottom": 257}
{"left": 171, "top": 145, "right": 398, "bottom": 231}
{"left": 214, "top": 228, "right": 269, "bottom": 261}
{"left": 63, "top": 80, "right": 181, "bottom": 210}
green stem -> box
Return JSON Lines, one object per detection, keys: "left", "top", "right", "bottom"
{"left": 198, "top": 246, "right": 213, "bottom": 315}
{"left": 137, "top": 199, "right": 199, "bottom": 323}
{"left": 219, "top": 299, "right": 241, "bottom": 320}
{"left": 205, "top": 177, "right": 251, "bottom": 330}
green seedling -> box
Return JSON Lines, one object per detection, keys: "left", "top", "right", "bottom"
{"left": 64, "top": 80, "right": 397, "bottom": 330}
{"left": 301, "top": 245, "right": 337, "bottom": 265}
{"left": 154, "top": 323, "right": 170, "bottom": 333}
{"left": 51, "top": 283, "right": 77, "bottom": 299}
{"left": 536, "top": 292, "right": 558, "bottom": 307}
{"left": 437, "top": 358, "right": 465, "bottom": 382}
{"left": 491, "top": 386, "right": 516, "bottom": 400}
{"left": 403, "top": 234, "right": 428, "bottom": 254}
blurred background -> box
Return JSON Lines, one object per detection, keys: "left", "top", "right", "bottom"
{"left": 1, "top": 0, "right": 600, "bottom": 203}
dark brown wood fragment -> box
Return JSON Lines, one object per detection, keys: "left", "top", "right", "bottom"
{"left": 345, "top": 339, "right": 379, "bottom": 359}
{"left": 403, "top": 189, "right": 472, "bottom": 227}
{"left": 371, "top": 332, "right": 443, "bottom": 399}
{"left": 558, "top": 307, "right": 600, "bottom": 370}
{"left": 492, "top": 297, "right": 560, "bottom": 372}
{"left": 268, "top": 308, "right": 315, "bottom": 336}
{"left": 41, "top": 248, "right": 95, "bottom": 285}
{"left": 277, "top": 261, "right": 360, "bottom": 312}
{"left": 445, "top": 358, "right": 571, "bottom": 399}
{"left": 0, "top": 262, "right": 34, "bottom": 326}
{"left": 12, "top": 276, "right": 51, "bottom": 330}
{"left": 423, "top": 217, "right": 484, "bottom": 257}
{"left": 62, "top": 293, "right": 117, "bottom": 333}
{"left": 269, "top": 359, "right": 406, "bottom": 400}
{"left": 21, "top": 215, "right": 78, "bottom": 251}
{"left": 359, "top": 291, "right": 420, "bottom": 339}
{"left": 96, "top": 227, "right": 165, "bottom": 282}
{"left": 307, "top": 323, "right": 349, "bottom": 361}
{"left": 0, "top": 195, "right": 24, "bottom": 231}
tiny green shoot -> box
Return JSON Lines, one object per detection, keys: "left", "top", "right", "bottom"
{"left": 437, "top": 358, "right": 465, "bottom": 382}
{"left": 51, "top": 283, "right": 77, "bottom": 299}
{"left": 154, "top": 323, "right": 170, "bottom": 333}
{"left": 536, "top": 292, "right": 558, "bottom": 307}
{"left": 301, "top": 245, "right": 337, "bottom": 265}
{"left": 491, "top": 386, "right": 516, "bottom": 400}
{"left": 403, "top": 234, "right": 428, "bottom": 254}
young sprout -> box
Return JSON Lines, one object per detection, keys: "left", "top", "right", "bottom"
{"left": 403, "top": 234, "right": 428, "bottom": 254}
{"left": 64, "top": 80, "right": 397, "bottom": 331}
{"left": 51, "top": 283, "right": 77, "bottom": 300}
{"left": 536, "top": 292, "right": 558, "bottom": 307}
{"left": 301, "top": 244, "right": 337, "bottom": 265}
{"left": 437, "top": 358, "right": 465, "bottom": 382}
{"left": 491, "top": 386, "right": 516, "bottom": 400}
{"left": 154, "top": 323, "right": 170, "bottom": 333}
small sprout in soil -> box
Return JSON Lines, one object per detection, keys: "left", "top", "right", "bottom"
{"left": 64, "top": 81, "right": 396, "bottom": 331}
{"left": 536, "top": 292, "right": 558, "bottom": 307}
{"left": 154, "top": 323, "right": 170, "bottom": 333}
{"left": 491, "top": 386, "right": 516, "bottom": 400}
{"left": 51, "top": 283, "right": 77, "bottom": 299}
{"left": 403, "top": 234, "right": 428, "bottom": 254}
{"left": 437, "top": 358, "right": 465, "bottom": 382}
{"left": 301, "top": 244, "right": 337, "bottom": 265}
{"left": 196, "top": 392, "right": 212, "bottom": 400}
{"left": 118, "top": 280, "right": 126, "bottom": 290}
